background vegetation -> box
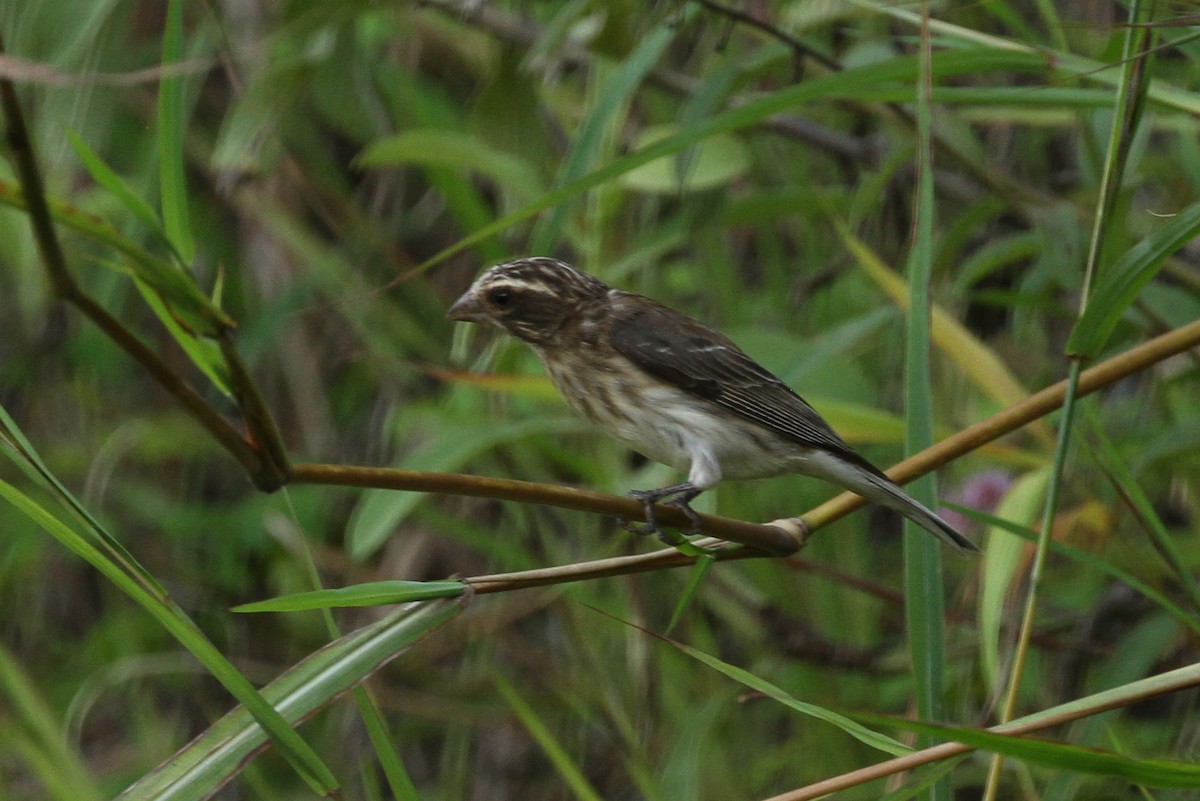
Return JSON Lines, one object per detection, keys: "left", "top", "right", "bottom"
{"left": 1, "top": 1, "right": 1199, "bottom": 799}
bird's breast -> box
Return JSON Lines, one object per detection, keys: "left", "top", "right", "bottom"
{"left": 536, "top": 348, "right": 797, "bottom": 480}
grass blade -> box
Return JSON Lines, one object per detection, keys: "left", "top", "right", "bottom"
{"left": 1067, "top": 199, "right": 1200, "bottom": 358}
{"left": 0, "top": 409, "right": 339, "bottom": 796}
{"left": 667, "top": 638, "right": 911, "bottom": 757}
{"left": 233, "top": 580, "right": 468, "bottom": 612}
{"left": 494, "top": 674, "right": 605, "bottom": 801}
{"left": 117, "top": 600, "right": 460, "bottom": 801}
{"left": 849, "top": 710, "right": 1200, "bottom": 788}
{"left": 158, "top": 0, "right": 194, "bottom": 263}
{"left": 903, "top": 17, "right": 948, "bottom": 801}
{"left": 529, "top": 9, "right": 687, "bottom": 254}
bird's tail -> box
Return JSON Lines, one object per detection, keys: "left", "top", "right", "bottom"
{"left": 797, "top": 449, "right": 977, "bottom": 552}
{"left": 858, "top": 471, "right": 978, "bottom": 553}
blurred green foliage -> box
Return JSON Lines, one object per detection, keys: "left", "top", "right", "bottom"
{"left": 1, "top": 1, "right": 1199, "bottom": 799}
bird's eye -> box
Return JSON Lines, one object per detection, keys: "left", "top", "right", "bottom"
{"left": 489, "top": 288, "right": 512, "bottom": 308}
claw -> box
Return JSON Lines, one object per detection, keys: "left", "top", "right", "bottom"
{"left": 625, "top": 482, "right": 703, "bottom": 541}
{"left": 667, "top": 497, "right": 703, "bottom": 535}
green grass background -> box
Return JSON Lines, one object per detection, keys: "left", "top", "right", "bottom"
{"left": 1, "top": 1, "right": 1199, "bottom": 799}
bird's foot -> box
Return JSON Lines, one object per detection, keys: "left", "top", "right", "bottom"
{"left": 625, "top": 483, "right": 703, "bottom": 543}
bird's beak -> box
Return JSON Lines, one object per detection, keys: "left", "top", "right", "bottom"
{"left": 448, "top": 289, "right": 487, "bottom": 323}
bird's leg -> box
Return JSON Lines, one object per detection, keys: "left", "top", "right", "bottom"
{"left": 626, "top": 482, "right": 703, "bottom": 541}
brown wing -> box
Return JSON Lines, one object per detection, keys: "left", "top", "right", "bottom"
{"left": 607, "top": 291, "right": 888, "bottom": 479}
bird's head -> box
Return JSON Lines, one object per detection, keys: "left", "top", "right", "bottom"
{"left": 448, "top": 257, "right": 609, "bottom": 345}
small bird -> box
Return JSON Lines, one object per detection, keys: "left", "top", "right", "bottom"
{"left": 448, "top": 257, "right": 976, "bottom": 552}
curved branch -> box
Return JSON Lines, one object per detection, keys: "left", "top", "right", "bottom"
{"left": 290, "top": 463, "right": 806, "bottom": 556}
{"left": 806, "top": 317, "right": 1200, "bottom": 531}
{"left": 291, "top": 318, "right": 1200, "bottom": 594}
{"left": 0, "top": 36, "right": 263, "bottom": 478}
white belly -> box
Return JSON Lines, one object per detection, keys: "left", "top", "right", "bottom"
{"left": 539, "top": 353, "right": 800, "bottom": 488}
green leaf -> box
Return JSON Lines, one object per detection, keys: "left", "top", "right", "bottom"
{"left": 978, "top": 468, "right": 1050, "bottom": 686}
{"left": 234, "top": 580, "right": 467, "bottom": 612}
{"left": 529, "top": 9, "right": 688, "bottom": 253}
{"left": 666, "top": 555, "right": 715, "bottom": 634}
{"left": 849, "top": 710, "right": 1200, "bottom": 788}
{"left": 67, "top": 130, "right": 164, "bottom": 237}
{"left": 357, "top": 130, "right": 544, "bottom": 203}
{"left": 117, "top": 600, "right": 460, "bottom": 801}
{"left": 0, "top": 409, "right": 338, "bottom": 796}
{"left": 0, "top": 181, "right": 232, "bottom": 336}
{"left": 1067, "top": 200, "right": 1200, "bottom": 357}
{"left": 494, "top": 674, "right": 605, "bottom": 801}
{"left": 902, "top": 29, "right": 948, "bottom": 776}
{"left": 620, "top": 126, "right": 749, "bottom": 194}
{"left": 132, "top": 276, "right": 232, "bottom": 396}
{"left": 952, "top": 505, "right": 1200, "bottom": 638}
{"left": 411, "top": 48, "right": 1050, "bottom": 276}
{"left": 0, "top": 645, "right": 103, "bottom": 801}
{"left": 158, "top": 0, "right": 194, "bottom": 263}
{"left": 669, "top": 640, "right": 911, "bottom": 757}
{"left": 1085, "top": 414, "right": 1200, "bottom": 616}
{"left": 386, "top": 70, "right": 507, "bottom": 265}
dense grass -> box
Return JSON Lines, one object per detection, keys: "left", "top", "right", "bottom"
{"left": 2, "top": 2, "right": 1199, "bottom": 799}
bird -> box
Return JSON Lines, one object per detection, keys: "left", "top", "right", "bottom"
{"left": 447, "top": 257, "right": 976, "bottom": 552}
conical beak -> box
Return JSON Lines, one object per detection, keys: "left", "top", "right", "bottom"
{"left": 448, "top": 290, "right": 487, "bottom": 322}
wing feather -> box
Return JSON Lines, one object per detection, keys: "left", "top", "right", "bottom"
{"left": 607, "top": 291, "right": 888, "bottom": 479}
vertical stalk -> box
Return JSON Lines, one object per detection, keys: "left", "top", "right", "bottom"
{"left": 903, "top": 7, "right": 947, "bottom": 801}
{"left": 982, "top": 2, "right": 1150, "bottom": 797}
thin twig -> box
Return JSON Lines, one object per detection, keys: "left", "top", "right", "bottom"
{"left": 0, "top": 41, "right": 72, "bottom": 297}
{"left": 71, "top": 294, "right": 263, "bottom": 473}
{"left": 0, "top": 53, "right": 214, "bottom": 87}
{"left": 219, "top": 332, "right": 292, "bottom": 490}
{"left": 763, "top": 661, "right": 1200, "bottom": 801}
{"left": 0, "top": 35, "right": 267, "bottom": 484}
{"left": 689, "top": 0, "right": 840, "bottom": 71}
{"left": 290, "top": 463, "right": 805, "bottom": 556}
{"left": 290, "top": 317, "right": 1200, "bottom": 581}
{"left": 805, "top": 317, "right": 1200, "bottom": 531}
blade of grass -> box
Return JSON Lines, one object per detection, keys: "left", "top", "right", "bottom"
{"left": 985, "top": 8, "right": 1155, "bottom": 797}
{"left": 850, "top": 0, "right": 1200, "bottom": 116}
{"left": 131, "top": 275, "right": 232, "bottom": 395}
{"left": 835, "top": 225, "right": 1053, "bottom": 446}
{"left": 957, "top": 505, "right": 1200, "bottom": 639}
{"left": 528, "top": 7, "right": 691, "bottom": 254}
{"left": 0, "top": 409, "right": 339, "bottom": 796}
{"left": 284, "top": 507, "right": 425, "bottom": 801}
{"left": 0, "top": 645, "right": 103, "bottom": 801}
{"left": 494, "top": 674, "right": 605, "bottom": 801}
{"left": 66, "top": 130, "right": 164, "bottom": 238}
{"left": 387, "top": 70, "right": 508, "bottom": 265}
{"left": 1085, "top": 414, "right": 1200, "bottom": 616}
{"left": 0, "top": 477, "right": 341, "bottom": 797}
{"left": 158, "top": 0, "right": 194, "bottom": 263}
{"left": 666, "top": 555, "right": 715, "bottom": 634}
{"left": 903, "top": 14, "right": 948, "bottom": 801}
{"left": 357, "top": 129, "right": 544, "bottom": 202}
{"left": 404, "top": 48, "right": 1052, "bottom": 279}
{"left": 666, "top": 638, "right": 912, "bottom": 757}
{"left": 984, "top": 15, "right": 1161, "bottom": 796}
{"left": 766, "top": 659, "right": 1200, "bottom": 800}
{"left": 65, "top": 132, "right": 231, "bottom": 391}
{"left": 849, "top": 709, "right": 1200, "bottom": 788}
{"left": 233, "top": 580, "right": 468, "bottom": 612}
{"left": 1067, "top": 199, "right": 1200, "bottom": 358}
{"left": 117, "top": 600, "right": 460, "bottom": 801}
{"left": 977, "top": 468, "right": 1050, "bottom": 688}
{"left": 0, "top": 179, "right": 233, "bottom": 335}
